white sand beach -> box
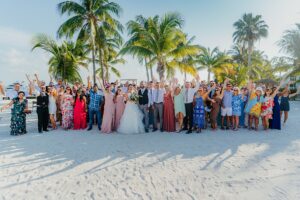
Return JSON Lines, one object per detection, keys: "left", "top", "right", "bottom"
{"left": 0, "top": 101, "right": 300, "bottom": 200}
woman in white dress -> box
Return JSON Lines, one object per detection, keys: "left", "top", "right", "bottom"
{"left": 117, "top": 84, "right": 145, "bottom": 134}
{"left": 48, "top": 87, "right": 57, "bottom": 129}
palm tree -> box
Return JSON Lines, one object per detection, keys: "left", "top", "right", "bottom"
{"left": 57, "top": 0, "right": 123, "bottom": 84}
{"left": 230, "top": 44, "right": 270, "bottom": 79}
{"left": 32, "top": 34, "right": 88, "bottom": 84}
{"left": 277, "top": 24, "right": 300, "bottom": 75}
{"left": 271, "top": 57, "right": 293, "bottom": 77}
{"left": 233, "top": 13, "right": 268, "bottom": 72}
{"left": 95, "top": 47, "right": 125, "bottom": 81}
{"left": 196, "top": 47, "right": 229, "bottom": 81}
{"left": 121, "top": 13, "right": 200, "bottom": 80}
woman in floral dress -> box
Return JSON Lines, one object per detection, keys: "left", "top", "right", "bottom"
{"left": 61, "top": 87, "right": 74, "bottom": 130}
{"left": 232, "top": 87, "right": 246, "bottom": 131}
{"left": 1, "top": 91, "right": 29, "bottom": 135}
{"left": 193, "top": 86, "right": 214, "bottom": 133}
{"left": 261, "top": 80, "right": 285, "bottom": 130}
{"left": 245, "top": 86, "right": 265, "bottom": 131}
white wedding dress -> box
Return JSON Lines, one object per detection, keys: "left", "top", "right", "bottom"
{"left": 117, "top": 97, "right": 145, "bottom": 134}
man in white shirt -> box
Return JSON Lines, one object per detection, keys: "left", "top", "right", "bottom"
{"left": 182, "top": 76, "right": 200, "bottom": 134}
{"left": 152, "top": 82, "right": 165, "bottom": 132}
{"left": 6, "top": 83, "right": 29, "bottom": 100}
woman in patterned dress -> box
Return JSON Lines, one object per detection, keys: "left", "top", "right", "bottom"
{"left": 231, "top": 87, "right": 246, "bottom": 131}
{"left": 245, "top": 86, "right": 265, "bottom": 131}
{"left": 193, "top": 86, "right": 215, "bottom": 133}
{"left": 1, "top": 91, "right": 29, "bottom": 135}
{"left": 261, "top": 80, "right": 284, "bottom": 130}
{"left": 61, "top": 87, "right": 74, "bottom": 130}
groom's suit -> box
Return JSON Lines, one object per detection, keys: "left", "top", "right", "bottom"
{"left": 138, "top": 88, "right": 149, "bottom": 131}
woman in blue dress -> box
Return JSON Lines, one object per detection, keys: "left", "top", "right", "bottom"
{"left": 239, "top": 88, "right": 248, "bottom": 128}
{"left": 193, "top": 86, "right": 214, "bottom": 133}
{"left": 232, "top": 87, "right": 246, "bottom": 131}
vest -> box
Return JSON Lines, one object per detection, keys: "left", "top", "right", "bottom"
{"left": 138, "top": 89, "right": 148, "bottom": 105}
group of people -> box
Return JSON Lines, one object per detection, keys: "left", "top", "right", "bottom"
{"left": 0, "top": 73, "right": 299, "bottom": 136}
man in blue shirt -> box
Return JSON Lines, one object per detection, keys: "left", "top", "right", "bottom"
{"left": 221, "top": 83, "right": 233, "bottom": 129}
{"left": 87, "top": 84, "right": 103, "bottom": 131}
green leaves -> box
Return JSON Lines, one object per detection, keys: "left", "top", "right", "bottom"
{"left": 32, "top": 34, "right": 89, "bottom": 84}
{"left": 122, "top": 13, "right": 199, "bottom": 80}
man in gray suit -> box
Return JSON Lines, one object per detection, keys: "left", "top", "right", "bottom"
{"left": 152, "top": 82, "right": 165, "bottom": 132}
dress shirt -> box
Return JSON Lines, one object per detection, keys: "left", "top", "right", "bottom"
{"left": 89, "top": 89, "right": 103, "bottom": 109}
{"left": 152, "top": 88, "right": 165, "bottom": 103}
{"left": 148, "top": 88, "right": 154, "bottom": 106}
{"left": 222, "top": 90, "right": 233, "bottom": 108}
{"left": 182, "top": 82, "right": 200, "bottom": 103}
{"left": 121, "top": 86, "right": 128, "bottom": 93}
{"left": 6, "top": 89, "right": 29, "bottom": 100}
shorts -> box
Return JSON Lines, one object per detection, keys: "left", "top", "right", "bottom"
{"left": 221, "top": 107, "right": 232, "bottom": 116}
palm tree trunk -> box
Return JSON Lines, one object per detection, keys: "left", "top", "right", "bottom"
{"left": 150, "top": 67, "right": 154, "bottom": 81}
{"left": 145, "top": 59, "right": 149, "bottom": 82}
{"left": 105, "top": 64, "right": 109, "bottom": 83}
{"left": 247, "top": 41, "right": 253, "bottom": 78}
{"left": 92, "top": 43, "right": 96, "bottom": 85}
{"left": 184, "top": 72, "right": 187, "bottom": 82}
{"left": 207, "top": 69, "right": 211, "bottom": 82}
{"left": 99, "top": 49, "right": 105, "bottom": 85}
{"left": 157, "top": 62, "right": 165, "bottom": 81}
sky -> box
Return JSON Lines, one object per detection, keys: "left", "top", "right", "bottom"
{"left": 0, "top": 0, "right": 300, "bottom": 84}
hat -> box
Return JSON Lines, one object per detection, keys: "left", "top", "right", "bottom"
{"left": 233, "top": 87, "right": 239, "bottom": 91}
{"left": 256, "top": 87, "right": 264, "bottom": 94}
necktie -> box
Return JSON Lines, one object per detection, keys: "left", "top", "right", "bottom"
{"left": 156, "top": 89, "right": 159, "bottom": 103}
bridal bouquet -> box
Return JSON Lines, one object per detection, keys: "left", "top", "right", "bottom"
{"left": 129, "top": 92, "right": 140, "bottom": 102}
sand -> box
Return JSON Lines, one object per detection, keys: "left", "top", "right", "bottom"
{"left": 0, "top": 101, "right": 299, "bottom": 200}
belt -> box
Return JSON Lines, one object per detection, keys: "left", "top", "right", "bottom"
{"left": 154, "top": 102, "right": 163, "bottom": 104}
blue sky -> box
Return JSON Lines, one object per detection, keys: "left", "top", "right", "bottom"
{"left": 1, "top": 0, "right": 300, "bottom": 84}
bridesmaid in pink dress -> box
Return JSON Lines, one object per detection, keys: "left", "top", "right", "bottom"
{"left": 114, "top": 88, "right": 125, "bottom": 130}
{"left": 101, "top": 84, "right": 115, "bottom": 133}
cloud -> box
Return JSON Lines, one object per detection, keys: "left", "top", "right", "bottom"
{"left": 0, "top": 26, "right": 50, "bottom": 84}
{"left": 0, "top": 27, "right": 32, "bottom": 48}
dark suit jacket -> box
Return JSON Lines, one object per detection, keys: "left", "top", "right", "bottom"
{"left": 138, "top": 89, "right": 149, "bottom": 105}
{"left": 37, "top": 93, "right": 49, "bottom": 111}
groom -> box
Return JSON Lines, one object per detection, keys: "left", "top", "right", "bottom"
{"left": 138, "top": 81, "right": 150, "bottom": 132}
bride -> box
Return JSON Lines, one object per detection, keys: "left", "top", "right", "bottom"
{"left": 117, "top": 85, "right": 145, "bottom": 134}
